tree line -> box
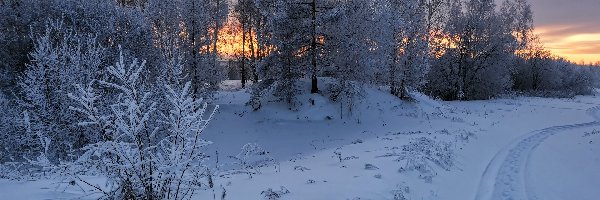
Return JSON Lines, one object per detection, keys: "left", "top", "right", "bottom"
{"left": 230, "top": 0, "right": 596, "bottom": 106}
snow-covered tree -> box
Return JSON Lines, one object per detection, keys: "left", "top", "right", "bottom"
{"left": 390, "top": 0, "right": 430, "bottom": 99}
{"left": 322, "top": 0, "right": 383, "bottom": 115}
{"left": 234, "top": 0, "right": 259, "bottom": 87}
{"left": 425, "top": 0, "right": 515, "bottom": 100}
{"left": 145, "top": 0, "right": 228, "bottom": 98}
{"left": 254, "top": 0, "right": 340, "bottom": 106}
{"left": 0, "top": 0, "right": 157, "bottom": 96}
{"left": 255, "top": 0, "right": 308, "bottom": 107}
{"left": 500, "top": 0, "right": 534, "bottom": 50}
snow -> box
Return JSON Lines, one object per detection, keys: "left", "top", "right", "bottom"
{"left": 2, "top": 81, "right": 600, "bottom": 200}
{"left": 526, "top": 126, "right": 600, "bottom": 200}
{"left": 0, "top": 177, "right": 106, "bottom": 200}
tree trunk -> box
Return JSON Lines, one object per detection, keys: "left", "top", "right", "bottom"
{"left": 250, "top": 25, "right": 258, "bottom": 82}
{"left": 212, "top": 0, "right": 221, "bottom": 82}
{"left": 241, "top": 8, "right": 247, "bottom": 88}
{"left": 310, "top": 0, "right": 319, "bottom": 94}
{"left": 400, "top": 59, "right": 408, "bottom": 99}
{"left": 191, "top": 0, "right": 198, "bottom": 99}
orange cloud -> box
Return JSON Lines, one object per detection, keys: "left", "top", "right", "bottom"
{"left": 534, "top": 25, "right": 600, "bottom": 64}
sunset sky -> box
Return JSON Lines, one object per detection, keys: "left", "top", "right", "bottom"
{"left": 223, "top": 0, "right": 598, "bottom": 63}
{"left": 528, "top": 0, "right": 600, "bottom": 63}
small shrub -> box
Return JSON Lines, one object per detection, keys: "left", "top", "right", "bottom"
{"left": 364, "top": 164, "right": 379, "bottom": 170}
{"left": 261, "top": 186, "right": 290, "bottom": 200}
{"left": 229, "top": 143, "right": 278, "bottom": 178}
{"left": 392, "top": 184, "right": 410, "bottom": 200}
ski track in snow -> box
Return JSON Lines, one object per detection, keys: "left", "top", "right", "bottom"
{"left": 475, "top": 105, "right": 600, "bottom": 200}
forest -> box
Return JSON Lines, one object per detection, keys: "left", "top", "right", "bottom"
{"left": 0, "top": 0, "right": 599, "bottom": 199}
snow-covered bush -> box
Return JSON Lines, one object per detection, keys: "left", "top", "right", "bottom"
{"left": 0, "top": 94, "right": 37, "bottom": 178}
{"left": 583, "top": 129, "right": 600, "bottom": 137}
{"left": 246, "top": 79, "right": 275, "bottom": 111}
{"left": 392, "top": 184, "right": 410, "bottom": 200}
{"left": 0, "top": 110, "right": 57, "bottom": 179}
{"left": 0, "top": 93, "right": 14, "bottom": 162}
{"left": 17, "top": 19, "right": 105, "bottom": 163}
{"left": 512, "top": 47, "right": 594, "bottom": 97}
{"left": 21, "top": 112, "right": 55, "bottom": 176}
{"left": 67, "top": 50, "right": 218, "bottom": 199}
{"left": 333, "top": 147, "right": 360, "bottom": 163}
{"left": 400, "top": 137, "right": 454, "bottom": 171}
{"left": 229, "top": 143, "right": 278, "bottom": 178}
{"left": 327, "top": 81, "right": 365, "bottom": 118}
{"left": 261, "top": 186, "right": 290, "bottom": 200}
{"left": 379, "top": 137, "right": 454, "bottom": 183}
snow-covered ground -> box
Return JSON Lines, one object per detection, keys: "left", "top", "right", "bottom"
{"left": 2, "top": 82, "right": 600, "bottom": 200}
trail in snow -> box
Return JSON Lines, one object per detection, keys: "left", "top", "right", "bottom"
{"left": 475, "top": 106, "right": 600, "bottom": 200}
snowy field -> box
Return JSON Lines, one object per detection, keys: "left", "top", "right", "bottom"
{"left": 2, "top": 82, "right": 600, "bottom": 200}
